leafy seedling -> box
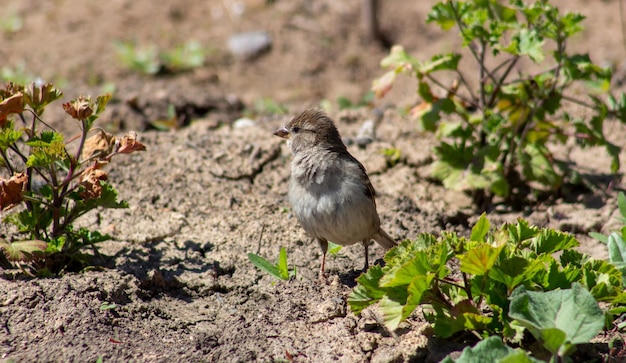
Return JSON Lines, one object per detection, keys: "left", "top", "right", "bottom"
{"left": 349, "top": 214, "right": 626, "bottom": 350}
{"left": 248, "top": 246, "right": 296, "bottom": 281}
{"left": 327, "top": 242, "right": 343, "bottom": 256}
{"left": 114, "top": 40, "right": 160, "bottom": 75}
{"left": 160, "top": 40, "right": 206, "bottom": 73}
{"left": 100, "top": 302, "right": 117, "bottom": 311}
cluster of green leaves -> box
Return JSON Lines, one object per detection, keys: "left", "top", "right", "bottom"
{"left": 248, "top": 247, "right": 297, "bottom": 281}
{"left": 590, "top": 192, "right": 626, "bottom": 329}
{"left": 0, "top": 82, "right": 143, "bottom": 275}
{"left": 0, "top": 9, "right": 22, "bottom": 34}
{"left": 114, "top": 40, "right": 207, "bottom": 75}
{"left": 373, "top": 0, "right": 626, "bottom": 205}
{"left": 348, "top": 214, "right": 626, "bottom": 361}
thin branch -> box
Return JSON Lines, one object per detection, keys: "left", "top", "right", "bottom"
{"left": 479, "top": 40, "right": 487, "bottom": 110}
{"left": 454, "top": 69, "right": 477, "bottom": 102}
{"left": 23, "top": 109, "right": 58, "bottom": 133}
{"left": 0, "top": 151, "right": 14, "bottom": 174}
{"left": 449, "top": 1, "right": 498, "bottom": 85}
{"left": 425, "top": 74, "right": 479, "bottom": 109}
{"left": 486, "top": 55, "right": 520, "bottom": 108}
{"left": 561, "top": 94, "right": 596, "bottom": 109}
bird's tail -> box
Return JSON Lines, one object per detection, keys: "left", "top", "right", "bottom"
{"left": 373, "top": 229, "right": 397, "bottom": 250}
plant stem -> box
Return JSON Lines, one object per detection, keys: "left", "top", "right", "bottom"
{"left": 0, "top": 151, "right": 14, "bottom": 174}
{"left": 486, "top": 56, "right": 519, "bottom": 108}
{"left": 449, "top": 1, "right": 497, "bottom": 85}
{"left": 462, "top": 272, "right": 473, "bottom": 302}
{"left": 425, "top": 74, "right": 478, "bottom": 109}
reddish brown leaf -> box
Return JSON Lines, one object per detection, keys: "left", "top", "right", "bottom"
{"left": 0, "top": 172, "right": 27, "bottom": 211}
{"left": 63, "top": 96, "right": 93, "bottom": 120}
{"left": 79, "top": 168, "right": 108, "bottom": 200}
{"left": 0, "top": 93, "right": 24, "bottom": 127}
{"left": 0, "top": 238, "right": 47, "bottom": 262}
{"left": 81, "top": 129, "right": 116, "bottom": 161}
{"left": 116, "top": 131, "right": 147, "bottom": 154}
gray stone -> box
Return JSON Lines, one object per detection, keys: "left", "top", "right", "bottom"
{"left": 227, "top": 31, "right": 272, "bottom": 59}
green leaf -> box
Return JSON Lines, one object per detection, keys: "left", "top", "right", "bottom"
{"left": 520, "top": 143, "right": 562, "bottom": 190}
{"left": 379, "top": 287, "right": 409, "bottom": 330}
{"left": 618, "top": 192, "right": 626, "bottom": 219}
{"left": 327, "top": 241, "right": 342, "bottom": 255}
{"left": 379, "top": 252, "right": 430, "bottom": 287}
{"left": 0, "top": 238, "right": 47, "bottom": 261}
{"left": 441, "top": 336, "right": 542, "bottom": 363}
{"left": 608, "top": 232, "right": 626, "bottom": 265}
{"left": 95, "top": 93, "right": 112, "bottom": 115}
{"left": 0, "top": 124, "right": 22, "bottom": 152}
{"left": 277, "top": 246, "right": 289, "bottom": 280}
{"left": 516, "top": 28, "right": 545, "bottom": 63}
{"left": 459, "top": 244, "right": 503, "bottom": 276}
{"left": 490, "top": 256, "right": 546, "bottom": 292}
{"left": 530, "top": 228, "right": 578, "bottom": 255}
{"left": 470, "top": 213, "right": 490, "bottom": 242}
{"left": 419, "top": 97, "right": 455, "bottom": 131}
{"left": 248, "top": 252, "right": 284, "bottom": 280}
{"left": 418, "top": 53, "right": 461, "bottom": 75}
{"left": 406, "top": 273, "right": 433, "bottom": 310}
{"left": 507, "top": 219, "right": 539, "bottom": 244}
{"left": 25, "top": 131, "right": 67, "bottom": 168}
{"left": 348, "top": 265, "right": 386, "bottom": 314}
{"left": 509, "top": 283, "right": 604, "bottom": 351}
{"left": 588, "top": 232, "right": 608, "bottom": 244}
{"left": 426, "top": 2, "right": 457, "bottom": 31}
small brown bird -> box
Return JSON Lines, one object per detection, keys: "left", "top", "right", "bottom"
{"left": 274, "top": 109, "right": 397, "bottom": 277}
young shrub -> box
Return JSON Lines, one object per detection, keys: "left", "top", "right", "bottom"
{"left": 0, "top": 82, "right": 146, "bottom": 275}
{"left": 374, "top": 0, "right": 626, "bottom": 207}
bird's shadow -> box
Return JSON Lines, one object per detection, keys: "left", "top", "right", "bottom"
{"left": 337, "top": 258, "right": 386, "bottom": 288}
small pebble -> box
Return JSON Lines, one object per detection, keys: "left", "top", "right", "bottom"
{"left": 227, "top": 31, "right": 272, "bottom": 59}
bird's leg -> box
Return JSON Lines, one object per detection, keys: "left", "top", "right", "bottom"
{"left": 317, "top": 238, "right": 329, "bottom": 280}
{"left": 362, "top": 239, "right": 369, "bottom": 272}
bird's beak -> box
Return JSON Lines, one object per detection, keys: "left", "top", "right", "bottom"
{"left": 274, "top": 126, "right": 289, "bottom": 139}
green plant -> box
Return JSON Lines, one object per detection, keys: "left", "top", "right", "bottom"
{"left": 248, "top": 246, "right": 296, "bottom": 280}
{"left": 0, "top": 82, "right": 146, "bottom": 275}
{"left": 100, "top": 302, "right": 117, "bottom": 311}
{"left": 160, "top": 40, "right": 206, "bottom": 73}
{"left": 253, "top": 97, "right": 288, "bottom": 116}
{"left": 373, "top": 0, "right": 626, "bottom": 206}
{"left": 114, "top": 40, "right": 207, "bottom": 75}
{"left": 589, "top": 192, "right": 626, "bottom": 280}
{"left": 442, "top": 336, "right": 542, "bottom": 362}
{"left": 1, "top": 63, "right": 35, "bottom": 85}
{"left": 380, "top": 147, "right": 402, "bottom": 168}
{"left": 337, "top": 91, "right": 375, "bottom": 110}
{"left": 348, "top": 214, "right": 626, "bottom": 356}
{"left": 114, "top": 41, "right": 160, "bottom": 75}
{"left": 0, "top": 9, "right": 22, "bottom": 34}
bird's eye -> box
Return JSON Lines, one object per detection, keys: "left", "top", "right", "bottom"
{"left": 292, "top": 126, "right": 301, "bottom": 133}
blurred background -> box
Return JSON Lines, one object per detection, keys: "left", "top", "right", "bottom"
{"left": 0, "top": 0, "right": 623, "bottom": 132}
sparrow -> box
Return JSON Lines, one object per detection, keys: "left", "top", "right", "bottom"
{"left": 274, "top": 109, "right": 397, "bottom": 277}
